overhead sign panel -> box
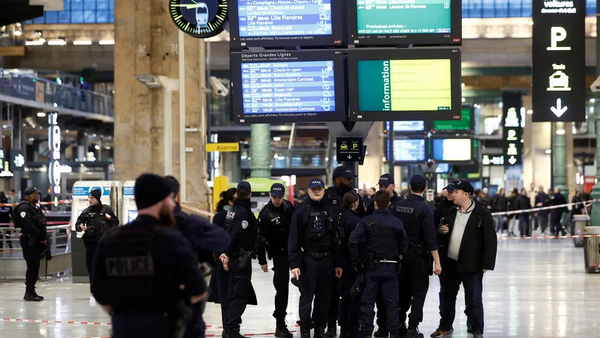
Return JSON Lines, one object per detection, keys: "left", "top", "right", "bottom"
{"left": 337, "top": 137, "right": 363, "bottom": 162}
{"left": 348, "top": 0, "right": 462, "bottom": 46}
{"left": 502, "top": 92, "right": 523, "bottom": 166}
{"left": 206, "top": 143, "right": 240, "bottom": 152}
{"left": 231, "top": 50, "right": 346, "bottom": 123}
{"left": 348, "top": 48, "right": 461, "bottom": 121}
{"left": 229, "top": 0, "right": 345, "bottom": 48}
{"left": 532, "top": 0, "right": 585, "bottom": 122}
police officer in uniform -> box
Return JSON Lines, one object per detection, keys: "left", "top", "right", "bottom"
{"left": 92, "top": 174, "right": 208, "bottom": 338}
{"left": 74, "top": 188, "right": 120, "bottom": 286}
{"left": 165, "top": 176, "right": 231, "bottom": 338}
{"left": 324, "top": 166, "right": 364, "bottom": 337}
{"left": 366, "top": 174, "right": 401, "bottom": 216}
{"left": 258, "top": 183, "right": 296, "bottom": 338}
{"left": 393, "top": 175, "right": 442, "bottom": 338}
{"left": 220, "top": 181, "right": 268, "bottom": 338}
{"left": 289, "top": 179, "right": 343, "bottom": 338}
{"left": 14, "top": 187, "right": 47, "bottom": 302}
{"left": 337, "top": 191, "right": 363, "bottom": 338}
{"left": 349, "top": 191, "right": 408, "bottom": 338}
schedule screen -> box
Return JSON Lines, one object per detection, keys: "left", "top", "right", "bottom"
{"left": 388, "top": 121, "right": 425, "bottom": 132}
{"left": 393, "top": 139, "right": 426, "bottom": 162}
{"left": 358, "top": 59, "right": 451, "bottom": 112}
{"left": 432, "top": 139, "right": 472, "bottom": 161}
{"left": 232, "top": 51, "right": 345, "bottom": 123}
{"left": 356, "top": 0, "right": 451, "bottom": 35}
{"left": 433, "top": 107, "right": 472, "bottom": 132}
{"left": 237, "top": 0, "right": 332, "bottom": 37}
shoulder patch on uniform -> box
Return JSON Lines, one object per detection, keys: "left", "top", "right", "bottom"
{"left": 20, "top": 211, "right": 27, "bottom": 218}
{"left": 241, "top": 220, "right": 249, "bottom": 229}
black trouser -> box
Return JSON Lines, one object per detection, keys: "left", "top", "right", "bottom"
{"left": 338, "top": 268, "right": 360, "bottom": 331}
{"left": 375, "top": 291, "right": 387, "bottom": 332}
{"left": 272, "top": 254, "right": 290, "bottom": 321}
{"left": 84, "top": 240, "right": 100, "bottom": 288}
{"left": 439, "top": 258, "right": 485, "bottom": 334}
{"left": 538, "top": 214, "right": 549, "bottom": 234}
{"left": 214, "top": 260, "right": 230, "bottom": 327}
{"left": 551, "top": 212, "right": 566, "bottom": 236}
{"left": 298, "top": 255, "right": 334, "bottom": 329}
{"left": 226, "top": 257, "right": 253, "bottom": 330}
{"left": 399, "top": 252, "right": 430, "bottom": 329}
{"left": 20, "top": 235, "right": 44, "bottom": 287}
{"left": 360, "top": 264, "right": 400, "bottom": 335}
{"left": 184, "top": 301, "right": 206, "bottom": 338}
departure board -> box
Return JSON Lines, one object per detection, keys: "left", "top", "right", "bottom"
{"left": 237, "top": 0, "right": 332, "bottom": 37}
{"left": 432, "top": 138, "right": 472, "bottom": 161}
{"left": 230, "top": 0, "right": 344, "bottom": 48}
{"left": 393, "top": 139, "right": 426, "bottom": 162}
{"left": 357, "top": 0, "right": 451, "bottom": 35}
{"left": 231, "top": 51, "right": 345, "bottom": 123}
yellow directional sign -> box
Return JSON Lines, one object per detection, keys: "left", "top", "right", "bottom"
{"left": 206, "top": 143, "right": 240, "bottom": 152}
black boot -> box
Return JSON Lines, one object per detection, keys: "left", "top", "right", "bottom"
{"left": 405, "top": 328, "right": 424, "bottom": 338}
{"left": 227, "top": 328, "right": 244, "bottom": 338}
{"left": 24, "top": 286, "right": 43, "bottom": 302}
{"left": 340, "top": 326, "right": 348, "bottom": 338}
{"left": 315, "top": 326, "right": 327, "bottom": 338}
{"left": 300, "top": 327, "right": 311, "bottom": 338}
{"left": 326, "top": 322, "right": 338, "bottom": 337}
{"left": 373, "top": 328, "right": 388, "bottom": 338}
{"left": 275, "top": 320, "right": 293, "bottom": 338}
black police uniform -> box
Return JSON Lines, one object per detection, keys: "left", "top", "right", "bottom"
{"left": 258, "top": 199, "right": 296, "bottom": 327}
{"left": 324, "top": 185, "right": 365, "bottom": 335}
{"left": 174, "top": 203, "right": 231, "bottom": 338}
{"left": 208, "top": 207, "right": 232, "bottom": 332}
{"left": 288, "top": 197, "right": 341, "bottom": 337}
{"left": 74, "top": 202, "right": 119, "bottom": 283}
{"left": 14, "top": 200, "right": 47, "bottom": 299}
{"left": 393, "top": 194, "right": 438, "bottom": 333}
{"left": 223, "top": 198, "right": 265, "bottom": 335}
{"left": 92, "top": 215, "right": 206, "bottom": 338}
{"left": 349, "top": 209, "right": 408, "bottom": 337}
{"left": 337, "top": 208, "right": 362, "bottom": 338}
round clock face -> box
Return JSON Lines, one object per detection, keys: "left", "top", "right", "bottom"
{"left": 169, "top": 0, "right": 228, "bottom": 39}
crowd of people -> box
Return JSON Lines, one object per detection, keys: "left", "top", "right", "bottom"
{"left": 462, "top": 186, "right": 592, "bottom": 238}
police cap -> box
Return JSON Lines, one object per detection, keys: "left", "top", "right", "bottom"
{"left": 308, "top": 179, "right": 325, "bottom": 189}
{"left": 270, "top": 183, "right": 285, "bottom": 197}
{"left": 237, "top": 181, "right": 252, "bottom": 193}
{"left": 333, "top": 166, "right": 355, "bottom": 179}
{"left": 378, "top": 174, "right": 394, "bottom": 186}
{"left": 410, "top": 175, "right": 427, "bottom": 191}
{"left": 450, "top": 180, "right": 475, "bottom": 195}
{"left": 23, "top": 187, "right": 39, "bottom": 197}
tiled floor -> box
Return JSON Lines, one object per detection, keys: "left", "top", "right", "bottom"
{"left": 0, "top": 238, "right": 599, "bottom": 338}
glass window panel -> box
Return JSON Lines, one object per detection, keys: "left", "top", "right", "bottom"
{"left": 96, "top": 10, "right": 109, "bottom": 23}
{"left": 71, "top": 11, "right": 84, "bottom": 23}
{"left": 84, "top": 10, "right": 96, "bottom": 23}
{"left": 64, "top": 0, "right": 71, "bottom": 10}
{"left": 97, "top": 0, "right": 108, "bottom": 10}
{"left": 44, "top": 11, "right": 59, "bottom": 23}
{"left": 33, "top": 16, "right": 46, "bottom": 23}
{"left": 71, "top": 0, "right": 84, "bottom": 10}
{"left": 109, "top": 11, "right": 114, "bottom": 22}
{"left": 495, "top": 0, "right": 509, "bottom": 17}
{"left": 520, "top": 0, "right": 532, "bottom": 16}
{"left": 109, "top": 0, "right": 114, "bottom": 9}
{"left": 59, "top": 11, "right": 71, "bottom": 23}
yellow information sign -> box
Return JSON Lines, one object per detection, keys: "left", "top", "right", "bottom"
{"left": 205, "top": 143, "right": 240, "bottom": 152}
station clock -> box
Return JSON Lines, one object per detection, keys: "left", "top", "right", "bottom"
{"left": 169, "top": 0, "right": 228, "bottom": 39}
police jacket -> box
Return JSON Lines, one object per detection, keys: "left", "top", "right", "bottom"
{"left": 392, "top": 194, "right": 438, "bottom": 253}
{"left": 438, "top": 202, "right": 497, "bottom": 272}
{"left": 325, "top": 186, "right": 366, "bottom": 219}
{"left": 91, "top": 215, "right": 206, "bottom": 313}
{"left": 13, "top": 201, "right": 47, "bottom": 243}
{"left": 174, "top": 203, "right": 230, "bottom": 264}
{"left": 224, "top": 199, "right": 267, "bottom": 265}
{"left": 288, "top": 197, "right": 341, "bottom": 270}
{"left": 75, "top": 203, "right": 119, "bottom": 242}
{"left": 366, "top": 192, "right": 401, "bottom": 216}
{"left": 339, "top": 208, "right": 362, "bottom": 270}
{"left": 258, "top": 199, "right": 295, "bottom": 258}
{"left": 348, "top": 209, "right": 408, "bottom": 265}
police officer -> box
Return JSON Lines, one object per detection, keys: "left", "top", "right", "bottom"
{"left": 258, "top": 183, "right": 296, "bottom": 338}
{"left": 393, "top": 175, "right": 442, "bottom": 338}
{"left": 324, "top": 166, "right": 364, "bottom": 337}
{"left": 337, "top": 191, "right": 363, "bottom": 338}
{"left": 349, "top": 191, "right": 408, "bottom": 338}
{"left": 366, "top": 174, "right": 401, "bottom": 216}
{"left": 14, "top": 187, "right": 47, "bottom": 302}
{"left": 91, "top": 174, "right": 208, "bottom": 337}
{"left": 289, "top": 178, "right": 343, "bottom": 338}
{"left": 220, "top": 181, "right": 268, "bottom": 338}
{"left": 165, "top": 176, "right": 231, "bottom": 338}
{"left": 74, "top": 188, "right": 120, "bottom": 287}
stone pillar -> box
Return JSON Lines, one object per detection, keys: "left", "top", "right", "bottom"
{"left": 250, "top": 124, "right": 270, "bottom": 178}
{"left": 113, "top": 0, "right": 209, "bottom": 209}
{"left": 552, "top": 122, "right": 569, "bottom": 197}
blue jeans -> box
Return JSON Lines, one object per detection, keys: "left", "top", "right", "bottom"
{"left": 495, "top": 216, "right": 505, "bottom": 233}
{"left": 519, "top": 214, "right": 531, "bottom": 237}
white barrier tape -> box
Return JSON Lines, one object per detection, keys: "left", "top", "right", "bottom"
{"left": 181, "top": 203, "right": 215, "bottom": 217}
{"left": 490, "top": 199, "right": 597, "bottom": 217}
{"left": 499, "top": 234, "right": 600, "bottom": 240}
